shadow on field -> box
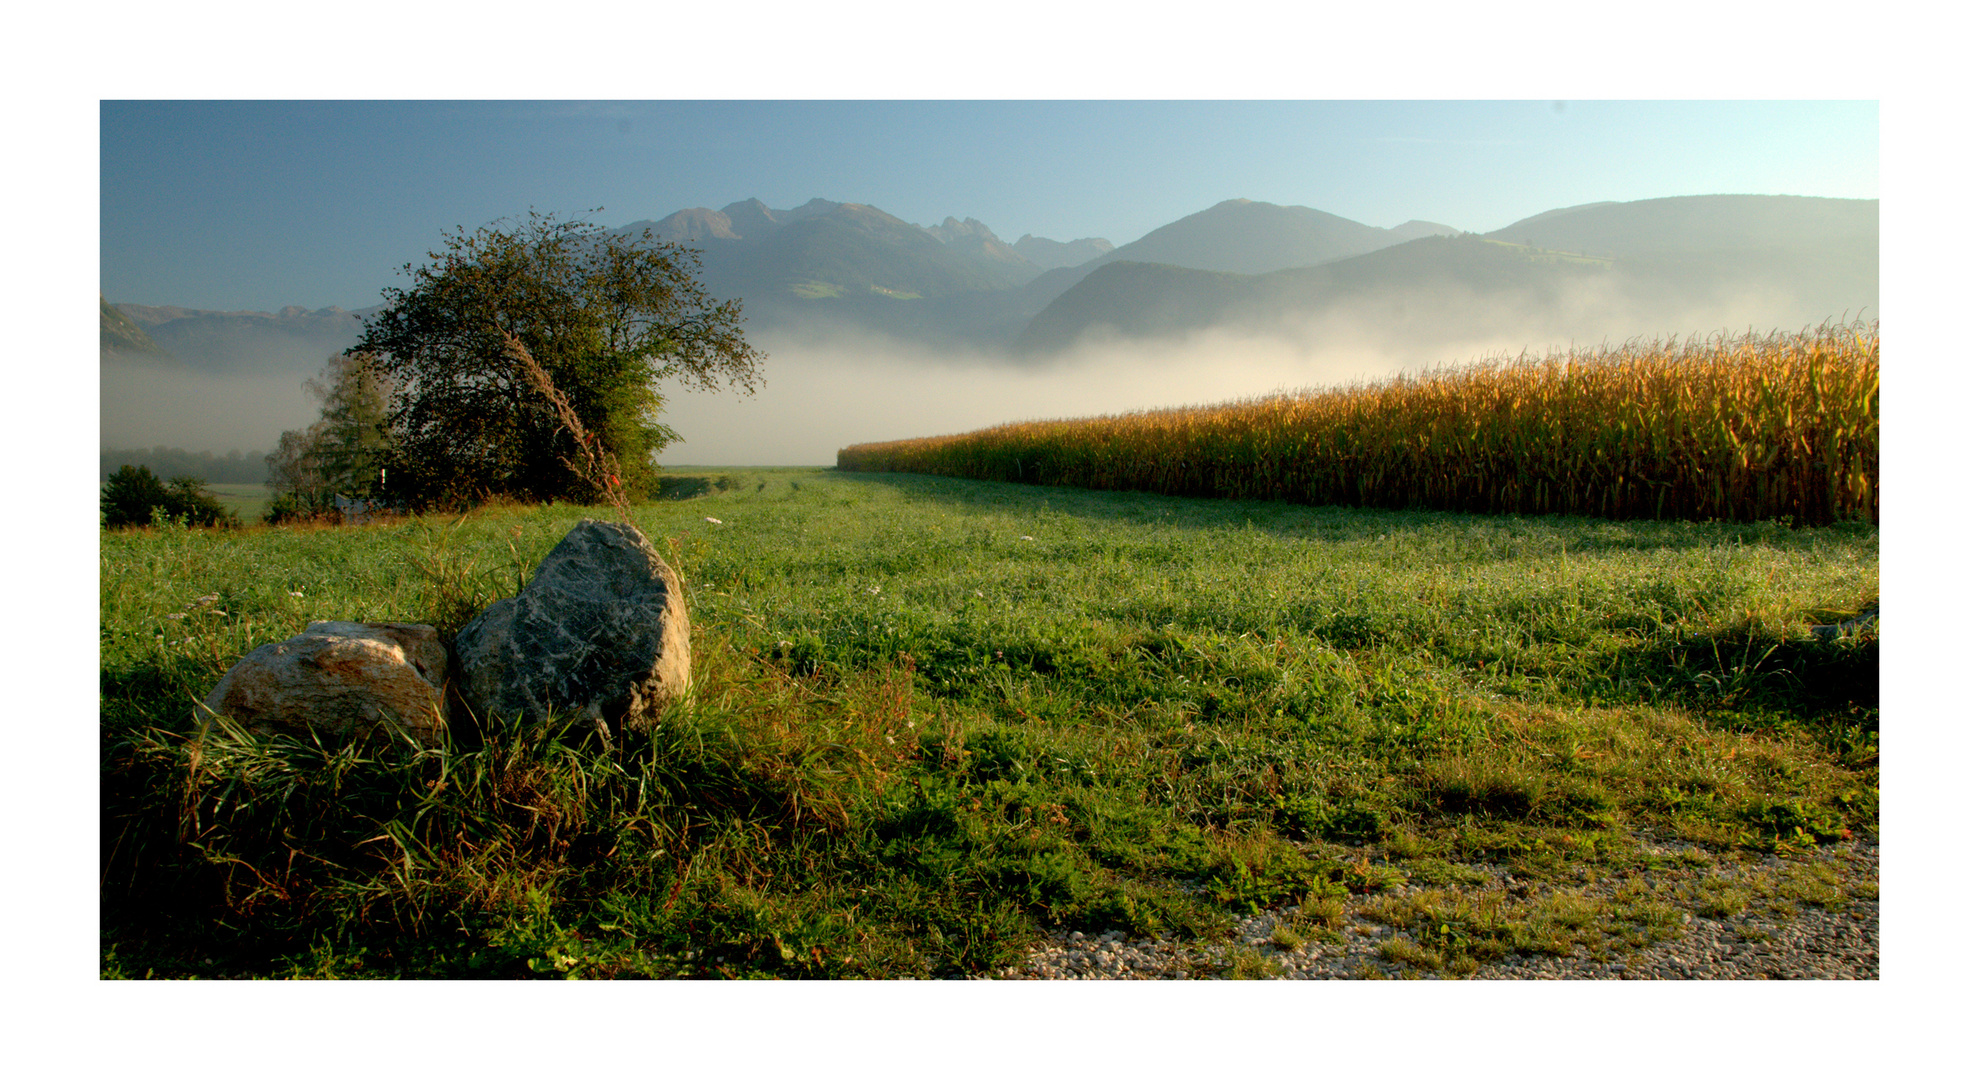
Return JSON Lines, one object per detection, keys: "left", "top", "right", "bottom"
{"left": 829, "top": 470, "right": 1876, "bottom": 555}
{"left": 651, "top": 474, "right": 741, "bottom": 501}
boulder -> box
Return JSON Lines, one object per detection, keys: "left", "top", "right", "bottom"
{"left": 454, "top": 519, "right": 691, "bottom": 733}
{"left": 200, "top": 621, "right": 448, "bottom": 746}
{"left": 1811, "top": 601, "right": 1879, "bottom": 642}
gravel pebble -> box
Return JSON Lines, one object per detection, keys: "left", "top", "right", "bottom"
{"left": 989, "top": 837, "right": 1877, "bottom": 981}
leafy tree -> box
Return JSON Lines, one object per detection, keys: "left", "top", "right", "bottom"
{"left": 353, "top": 211, "right": 765, "bottom": 508}
{"left": 102, "top": 465, "right": 237, "bottom": 528}
{"left": 102, "top": 464, "right": 167, "bottom": 527}
{"left": 264, "top": 352, "right": 394, "bottom": 521}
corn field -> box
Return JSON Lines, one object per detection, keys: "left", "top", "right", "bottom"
{"left": 838, "top": 324, "right": 1878, "bottom": 525}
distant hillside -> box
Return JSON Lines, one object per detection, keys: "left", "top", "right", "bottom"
{"left": 1386, "top": 220, "right": 1463, "bottom": 243}
{"left": 1484, "top": 194, "right": 1876, "bottom": 257}
{"left": 1019, "top": 221, "right": 1876, "bottom": 356}
{"left": 1019, "top": 195, "right": 1878, "bottom": 356}
{"left": 1014, "top": 200, "right": 1462, "bottom": 317}
{"left": 105, "top": 192, "right": 1878, "bottom": 381}
{"left": 1015, "top": 234, "right": 1114, "bottom": 270}
{"left": 602, "top": 197, "right": 1462, "bottom": 349}
{"left": 924, "top": 216, "right": 1036, "bottom": 276}
{"left": 100, "top": 295, "right": 171, "bottom": 361}
{"left": 111, "top": 302, "right": 374, "bottom": 376}
{"left": 620, "top": 199, "right": 1044, "bottom": 316}
{"left": 1019, "top": 235, "right": 1616, "bottom": 353}
{"left": 1097, "top": 199, "right": 1404, "bottom": 275}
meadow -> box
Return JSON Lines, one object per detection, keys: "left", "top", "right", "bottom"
{"left": 99, "top": 467, "right": 1876, "bottom": 978}
{"left": 204, "top": 482, "right": 273, "bottom": 523}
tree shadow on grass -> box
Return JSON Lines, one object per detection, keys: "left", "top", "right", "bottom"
{"left": 826, "top": 470, "right": 1878, "bottom": 556}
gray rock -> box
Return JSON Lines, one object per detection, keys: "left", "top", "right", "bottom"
{"left": 454, "top": 519, "right": 691, "bottom": 733}
{"left": 1812, "top": 601, "right": 1879, "bottom": 641}
{"left": 200, "top": 621, "right": 448, "bottom": 746}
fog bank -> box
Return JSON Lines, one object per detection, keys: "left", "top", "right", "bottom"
{"left": 101, "top": 358, "right": 316, "bottom": 455}
{"left": 103, "top": 280, "right": 1858, "bottom": 468}
{"left": 657, "top": 327, "right": 1525, "bottom": 466}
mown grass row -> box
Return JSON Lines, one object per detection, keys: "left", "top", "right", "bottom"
{"left": 838, "top": 324, "right": 1878, "bottom": 525}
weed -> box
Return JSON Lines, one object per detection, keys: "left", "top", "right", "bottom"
{"left": 1227, "top": 947, "right": 1286, "bottom": 979}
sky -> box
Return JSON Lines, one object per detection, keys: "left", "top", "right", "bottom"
{"left": 102, "top": 99, "right": 1880, "bottom": 312}
{"left": 97, "top": 97, "right": 1883, "bottom": 463}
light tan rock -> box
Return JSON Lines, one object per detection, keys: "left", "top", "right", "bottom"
{"left": 200, "top": 621, "right": 448, "bottom": 746}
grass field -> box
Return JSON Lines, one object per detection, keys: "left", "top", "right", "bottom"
{"left": 100, "top": 467, "right": 1876, "bottom": 978}
{"left": 203, "top": 482, "right": 272, "bottom": 522}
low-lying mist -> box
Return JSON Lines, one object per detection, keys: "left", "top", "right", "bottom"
{"left": 101, "top": 358, "right": 318, "bottom": 456}
{"left": 654, "top": 328, "right": 1430, "bottom": 466}
{"left": 656, "top": 278, "right": 1847, "bottom": 466}
{"left": 100, "top": 277, "right": 1868, "bottom": 469}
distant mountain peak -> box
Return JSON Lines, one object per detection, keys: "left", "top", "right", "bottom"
{"left": 1103, "top": 199, "right": 1392, "bottom": 276}
{"left": 1014, "top": 234, "right": 1115, "bottom": 271}
{"left": 785, "top": 198, "right": 843, "bottom": 221}
{"left": 925, "top": 216, "right": 1003, "bottom": 245}
{"left": 1386, "top": 220, "right": 1462, "bottom": 242}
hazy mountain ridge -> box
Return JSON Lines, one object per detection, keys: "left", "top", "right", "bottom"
{"left": 102, "top": 192, "right": 1879, "bottom": 456}
{"left": 101, "top": 295, "right": 170, "bottom": 361}
{"left": 617, "top": 199, "right": 1054, "bottom": 323}
{"left": 1015, "top": 234, "right": 1114, "bottom": 270}
{"left": 108, "top": 302, "right": 379, "bottom": 378}
{"left": 1020, "top": 195, "right": 1877, "bottom": 356}
{"left": 1006, "top": 200, "right": 1464, "bottom": 320}
{"left": 1093, "top": 198, "right": 1416, "bottom": 275}
{"left": 1483, "top": 195, "right": 1876, "bottom": 257}
{"left": 1020, "top": 236, "right": 1622, "bottom": 354}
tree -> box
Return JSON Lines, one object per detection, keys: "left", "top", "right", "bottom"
{"left": 264, "top": 352, "right": 394, "bottom": 521}
{"left": 352, "top": 211, "right": 765, "bottom": 508}
{"left": 102, "top": 465, "right": 237, "bottom": 528}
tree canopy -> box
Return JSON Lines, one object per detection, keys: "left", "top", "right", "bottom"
{"left": 102, "top": 465, "right": 237, "bottom": 529}
{"left": 353, "top": 212, "right": 764, "bottom": 508}
{"left": 264, "top": 351, "right": 394, "bottom": 521}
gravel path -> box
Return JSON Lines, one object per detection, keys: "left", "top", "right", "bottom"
{"left": 994, "top": 837, "right": 1877, "bottom": 980}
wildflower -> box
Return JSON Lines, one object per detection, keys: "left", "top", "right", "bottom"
{"left": 868, "top": 586, "right": 881, "bottom": 595}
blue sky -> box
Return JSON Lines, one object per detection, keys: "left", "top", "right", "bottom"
{"left": 101, "top": 99, "right": 1878, "bottom": 312}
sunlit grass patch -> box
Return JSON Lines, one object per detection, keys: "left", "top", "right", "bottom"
{"left": 102, "top": 466, "right": 1875, "bottom": 978}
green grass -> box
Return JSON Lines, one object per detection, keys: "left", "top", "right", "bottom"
{"left": 100, "top": 467, "right": 1877, "bottom": 979}
{"left": 789, "top": 280, "right": 846, "bottom": 299}
{"left": 205, "top": 482, "right": 273, "bottom": 522}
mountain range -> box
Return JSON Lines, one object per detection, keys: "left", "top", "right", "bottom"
{"left": 103, "top": 192, "right": 1878, "bottom": 384}
{"left": 1022, "top": 196, "right": 1876, "bottom": 355}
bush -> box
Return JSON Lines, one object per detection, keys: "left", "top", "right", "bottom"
{"left": 263, "top": 490, "right": 337, "bottom": 525}
{"left": 101, "top": 465, "right": 238, "bottom": 529}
